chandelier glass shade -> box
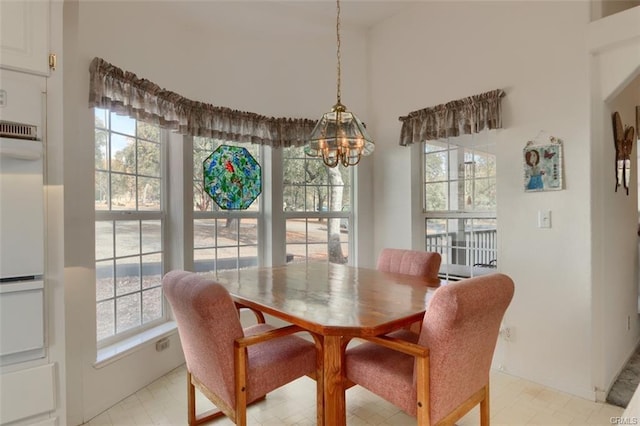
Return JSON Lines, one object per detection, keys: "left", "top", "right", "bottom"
{"left": 304, "top": 0, "right": 375, "bottom": 168}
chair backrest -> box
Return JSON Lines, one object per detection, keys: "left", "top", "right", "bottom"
{"left": 417, "top": 273, "right": 514, "bottom": 423}
{"left": 376, "top": 248, "right": 441, "bottom": 285}
{"left": 162, "top": 270, "right": 244, "bottom": 407}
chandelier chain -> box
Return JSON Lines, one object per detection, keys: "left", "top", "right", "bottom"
{"left": 336, "top": 0, "right": 341, "bottom": 105}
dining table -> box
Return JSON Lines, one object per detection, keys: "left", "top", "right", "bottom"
{"left": 212, "top": 261, "right": 440, "bottom": 426}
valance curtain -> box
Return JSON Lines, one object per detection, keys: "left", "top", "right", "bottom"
{"left": 398, "top": 89, "right": 505, "bottom": 146}
{"left": 88, "top": 57, "right": 317, "bottom": 148}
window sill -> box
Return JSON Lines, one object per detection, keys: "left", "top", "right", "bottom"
{"left": 94, "top": 321, "right": 177, "bottom": 369}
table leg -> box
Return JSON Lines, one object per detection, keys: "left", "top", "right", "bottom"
{"left": 322, "top": 335, "right": 346, "bottom": 426}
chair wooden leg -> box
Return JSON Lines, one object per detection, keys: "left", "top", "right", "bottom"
{"left": 480, "top": 385, "right": 490, "bottom": 426}
{"left": 235, "top": 346, "right": 249, "bottom": 426}
{"left": 188, "top": 371, "right": 196, "bottom": 426}
{"left": 187, "top": 371, "right": 226, "bottom": 426}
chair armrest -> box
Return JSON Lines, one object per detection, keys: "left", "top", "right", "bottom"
{"left": 358, "top": 335, "right": 429, "bottom": 359}
{"left": 235, "top": 302, "right": 266, "bottom": 324}
{"left": 235, "top": 324, "right": 308, "bottom": 348}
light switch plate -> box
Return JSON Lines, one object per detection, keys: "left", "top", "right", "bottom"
{"left": 538, "top": 210, "right": 551, "bottom": 228}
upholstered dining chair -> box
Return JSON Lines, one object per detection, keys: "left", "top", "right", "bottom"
{"left": 377, "top": 248, "right": 442, "bottom": 333}
{"left": 345, "top": 273, "right": 514, "bottom": 426}
{"left": 163, "top": 270, "right": 319, "bottom": 426}
{"left": 376, "top": 248, "right": 442, "bottom": 286}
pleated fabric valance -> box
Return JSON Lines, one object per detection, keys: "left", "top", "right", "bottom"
{"left": 88, "top": 57, "right": 317, "bottom": 147}
{"left": 398, "top": 89, "right": 505, "bottom": 146}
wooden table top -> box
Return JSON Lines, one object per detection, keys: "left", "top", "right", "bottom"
{"left": 213, "top": 262, "right": 440, "bottom": 337}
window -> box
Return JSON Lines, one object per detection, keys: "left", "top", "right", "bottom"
{"left": 193, "top": 138, "right": 260, "bottom": 272}
{"left": 423, "top": 133, "right": 497, "bottom": 280}
{"left": 283, "top": 146, "right": 351, "bottom": 264}
{"left": 94, "top": 109, "right": 165, "bottom": 343}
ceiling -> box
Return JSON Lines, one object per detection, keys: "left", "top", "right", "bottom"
{"left": 163, "top": 1, "right": 416, "bottom": 36}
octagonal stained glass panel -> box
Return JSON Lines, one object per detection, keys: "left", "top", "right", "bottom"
{"left": 203, "top": 145, "right": 262, "bottom": 210}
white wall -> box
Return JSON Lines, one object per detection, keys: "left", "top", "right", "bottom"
{"left": 589, "top": 6, "right": 640, "bottom": 400}
{"left": 369, "top": 1, "right": 638, "bottom": 400}
{"left": 58, "top": 1, "right": 640, "bottom": 422}
{"left": 62, "top": 1, "right": 373, "bottom": 422}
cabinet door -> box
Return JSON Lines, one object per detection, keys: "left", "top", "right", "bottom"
{"left": 0, "top": 0, "right": 50, "bottom": 76}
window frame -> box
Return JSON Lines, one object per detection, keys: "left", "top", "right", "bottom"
{"left": 94, "top": 109, "right": 169, "bottom": 348}
{"left": 282, "top": 146, "right": 354, "bottom": 265}
{"left": 192, "top": 137, "right": 262, "bottom": 273}
{"left": 422, "top": 134, "right": 497, "bottom": 280}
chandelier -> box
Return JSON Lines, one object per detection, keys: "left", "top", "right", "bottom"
{"left": 304, "top": 0, "right": 375, "bottom": 168}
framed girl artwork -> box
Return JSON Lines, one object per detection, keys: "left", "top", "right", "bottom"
{"left": 523, "top": 135, "right": 564, "bottom": 192}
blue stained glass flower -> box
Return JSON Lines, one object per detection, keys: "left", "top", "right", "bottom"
{"left": 203, "top": 145, "right": 262, "bottom": 210}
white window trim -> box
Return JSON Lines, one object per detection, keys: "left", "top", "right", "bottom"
{"left": 94, "top": 114, "right": 170, "bottom": 346}
{"left": 422, "top": 137, "right": 497, "bottom": 280}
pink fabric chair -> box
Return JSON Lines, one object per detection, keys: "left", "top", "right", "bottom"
{"left": 376, "top": 248, "right": 442, "bottom": 286}
{"left": 345, "top": 273, "right": 514, "bottom": 426}
{"left": 163, "top": 270, "right": 319, "bottom": 426}
{"left": 377, "top": 248, "right": 442, "bottom": 333}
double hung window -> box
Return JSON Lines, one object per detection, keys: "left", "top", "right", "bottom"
{"left": 192, "top": 138, "right": 260, "bottom": 273}
{"left": 94, "top": 109, "right": 165, "bottom": 343}
{"left": 283, "top": 147, "right": 352, "bottom": 264}
{"left": 423, "top": 133, "right": 497, "bottom": 280}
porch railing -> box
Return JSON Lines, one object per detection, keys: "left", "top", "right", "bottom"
{"left": 426, "top": 228, "right": 497, "bottom": 269}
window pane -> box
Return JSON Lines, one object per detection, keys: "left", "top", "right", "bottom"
{"left": 137, "top": 140, "right": 160, "bottom": 177}
{"left": 141, "top": 220, "right": 162, "bottom": 253}
{"left": 96, "top": 300, "right": 114, "bottom": 341}
{"left": 95, "top": 128, "right": 108, "bottom": 171}
{"left": 470, "top": 218, "right": 497, "bottom": 267}
{"left": 286, "top": 218, "right": 348, "bottom": 264}
{"left": 110, "top": 113, "right": 136, "bottom": 136}
{"left": 424, "top": 141, "right": 448, "bottom": 153}
{"left": 95, "top": 108, "right": 108, "bottom": 129}
{"left": 110, "top": 134, "right": 135, "bottom": 174}
{"left": 96, "top": 221, "right": 114, "bottom": 260}
{"left": 141, "top": 253, "right": 162, "bottom": 290}
{"left": 194, "top": 219, "right": 218, "bottom": 249}
{"left": 95, "top": 171, "right": 109, "bottom": 210}
{"left": 142, "top": 287, "right": 163, "bottom": 324}
{"left": 115, "top": 257, "right": 140, "bottom": 296}
{"left": 286, "top": 218, "right": 307, "bottom": 244}
{"left": 425, "top": 151, "right": 447, "bottom": 182}
{"left": 111, "top": 173, "right": 136, "bottom": 210}
{"left": 138, "top": 121, "right": 160, "bottom": 142}
{"left": 138, "top": 177, "right": 161, "bottom": 210}
{"left": 115, "top": 221, "right": 140, "bottom": 257}
{"left": 474, "top": 178, "right": 496, "bottom": 211}
{"left": 284, "top": 150, "right": 349, "bottom": 213}
{"left": 194, "top": 248, "right": 217, "bottom": 273}
{"left": 116, "top": 293, "right": 141, "bottom": 334}
{"left": 425, "top": 182, "right": 447, "bottom": 211}
{"left": 96, "top": 260, "right": 114, "bottom": 301}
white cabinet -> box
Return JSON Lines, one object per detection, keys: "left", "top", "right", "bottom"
{"left": 0, "top": 0, "right": 50, "bottom": 76}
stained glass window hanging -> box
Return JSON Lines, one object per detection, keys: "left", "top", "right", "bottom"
{"left": 203, "top": 145, "right": 262, "bottom": 210}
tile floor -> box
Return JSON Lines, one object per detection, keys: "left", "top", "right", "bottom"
{"left": 83, "top": 364, "right": 624, "bottom": 426}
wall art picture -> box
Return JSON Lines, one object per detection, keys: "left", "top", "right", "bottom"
{"left": 523, "top": 136, "right": 563, "bottom": 192}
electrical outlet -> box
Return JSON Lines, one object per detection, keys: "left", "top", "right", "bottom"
{"left": 0, "top": 90, "right": 6, "bottom": 107}
{"left": 155, "top": 337, "right": 170, "bottom": 352}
